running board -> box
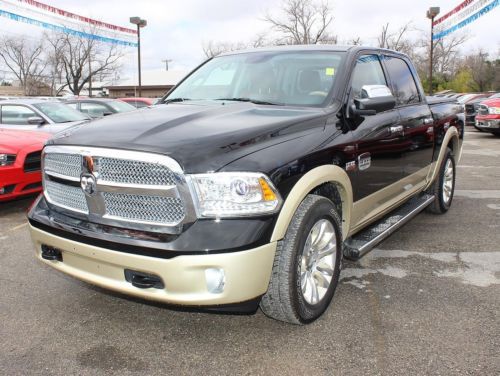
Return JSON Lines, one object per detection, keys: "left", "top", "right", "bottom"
{"left": 343, "top": 194, "right": 435, "bottom": 260}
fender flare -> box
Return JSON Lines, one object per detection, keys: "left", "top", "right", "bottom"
{"left": 425, "top": 127, "right": 461, "bottom": 189}
{"left": 270, "top": 165, "right": 353, "bottom": 242}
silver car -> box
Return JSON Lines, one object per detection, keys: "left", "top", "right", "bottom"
{"left": 0, "top": 99, "right": 90, "bottom": 133}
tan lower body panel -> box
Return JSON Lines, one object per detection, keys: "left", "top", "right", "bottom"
{"left": 349, "top": 166, "right": 430, "bottom": 236}
{"left": 30, "top": 225, "right": 277, "bottom": 306}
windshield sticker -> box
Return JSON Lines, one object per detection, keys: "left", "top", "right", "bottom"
{"left": 325, "top": 67, "right": 335, "bottom": 76}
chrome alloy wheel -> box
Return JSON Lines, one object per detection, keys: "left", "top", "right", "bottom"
{"left": 442, "top": 158, "right": 454, "bottom": 204}
{"left": 300, "top": 219, "right": 337, "bottom": 305}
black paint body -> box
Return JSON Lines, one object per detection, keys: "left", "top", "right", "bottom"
{"left": 30, "top": 46, "right": 462, "bottom": 256}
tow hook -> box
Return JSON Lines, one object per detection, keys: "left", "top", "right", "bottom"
{"left": 41, "top": 245, "right": 63, "bottom": 262}
{"left": 124, "top": 269, "right": 164, "bottom": 289}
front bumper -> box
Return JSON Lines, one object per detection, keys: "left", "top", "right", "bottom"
{"left": 30, "top": 225, "right": 277, "bottom": 307}
{"left": 475, "top": 117, "right": 500, "bottom": 132}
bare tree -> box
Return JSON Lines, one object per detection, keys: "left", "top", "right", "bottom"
{"left": 47, "top": 29, "right": 124, "bottom": 95}
{"left": 202, "top": 40, "right": 248, "bottom": 59}
{"left": 264, "top": 0, "right": 336, "bottom": 45}
{"left": 377, "top": 22, "right": 414, "bottom": 55}
{"left": 464, "top": 50, "right": 499, "bottom": 92}
{"left": 0, "top": 36, "right": 48, "bottom": 95}
{"left": 432, "top": 34, "right": 469, "bottom": 77}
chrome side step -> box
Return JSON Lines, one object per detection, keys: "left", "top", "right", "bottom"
{"left": 343, "top": 194, "right": 435, "bottom": 260}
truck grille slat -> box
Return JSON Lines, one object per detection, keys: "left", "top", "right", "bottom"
{"left": 45, "top": 180, "right": 88, "bottom": 213}
{"left": 98, "top": 158, "right": 176, "bottom": 186}
{"left": 103, "top": 192, "right": 184, "bottom": 224}
{"left": 44, "top": 153, "right": 82, "bottom": 179}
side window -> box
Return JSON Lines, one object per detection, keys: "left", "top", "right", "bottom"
{"left": 0, "top": 105, "right": 38, "bottom": 125}
{"left": 383, "top": 56, "right": 420, "bottom": 105}
{"left": 80, "top": 102, "right": 109, "bottom": 117}
{"left": 350, "top": 55, "right": 387, "bottom": 99}
{"left": 66, "top": 103, "right": 78, "bottom": 110}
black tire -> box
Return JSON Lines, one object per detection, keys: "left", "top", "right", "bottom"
{"left": 426, "top": 148, "right": 456, "bottom": 214}
{"left": 260, "top": 195, "right": 342, "bottom": 325}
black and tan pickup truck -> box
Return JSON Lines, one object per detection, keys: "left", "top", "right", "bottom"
{"left": 28, "top": 46, "right": 463, "bottom": 324}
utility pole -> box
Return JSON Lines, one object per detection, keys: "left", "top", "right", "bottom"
{"left": 162, "top": 59, "right": 173, "bottom": 71}
{"left": 426, "top": 7, "right": 440, "bottom": 95}
{"left": 130, "top": 17, "right": 147, "bottom": 97}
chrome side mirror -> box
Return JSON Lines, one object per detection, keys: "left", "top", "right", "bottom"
{"left": 27, "top": 116, "right": 45, "bottom": 125}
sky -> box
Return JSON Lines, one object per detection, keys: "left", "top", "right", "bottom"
{"left": 0, "top": 0, "right": 498, "bottom": 82}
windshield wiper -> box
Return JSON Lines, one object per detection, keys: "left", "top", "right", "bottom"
{"left": 215, "top": 97, "right": 284, "bottom": 106}
{"left": 163, "top": 97, "right": 192, "bottom": 104}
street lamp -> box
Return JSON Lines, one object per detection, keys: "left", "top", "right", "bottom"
{"left": 162, "top": 59, "right": 173, "bottom": 71}
{"left": 426, "top": 7, "right": 440, "bottom": 95}
{"left": 130, "top": 16, "right": 147, "bottom": 97}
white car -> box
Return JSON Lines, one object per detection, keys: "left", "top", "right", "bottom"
{"left": 0, "top": 99, "right": 90, "bottom": 133}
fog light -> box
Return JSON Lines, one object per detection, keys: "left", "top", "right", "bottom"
{"left": 205, "top": 268, "right": 225, "bottom": 294}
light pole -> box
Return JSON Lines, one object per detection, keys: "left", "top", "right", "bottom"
{"left": 130, "top": 16, "right": 147, "bottom": 97}
{"left": 162, "top": 59, "right": 173, "bottom": 71}
{"left": 426, "top": 7, "right": 440, "bottom": 95}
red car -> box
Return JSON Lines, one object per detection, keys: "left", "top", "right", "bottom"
{"left": 118, "top": 97, "right": 155, "bottom": 108}
{"left": 475, "top": 98, "right": 500, "bottom": 136}
{"left": 0, "top": 129, "right": 51, "bottom": 201}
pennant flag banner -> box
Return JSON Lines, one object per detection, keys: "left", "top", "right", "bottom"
{"left": 16, "top": 0, "right": 137, "bottom": 35}
{"left": 0, "top": 8, "right": 138, "bottom": 47}
{"left": 433, "top": 0, "right": 498, "bottom": 40}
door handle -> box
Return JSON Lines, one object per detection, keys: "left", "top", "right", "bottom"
{"left": 390, "top": 125, "right": 404, "bottom": 135}
{"left": 423, "top": 117, "right": 434, "bottom": 125}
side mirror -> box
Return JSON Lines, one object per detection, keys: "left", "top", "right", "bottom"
{"left": 27, "top": 116, "right": 45, "bottom": 125}
{"left": 103, "top": 111, "right": 113, "bottom": 116}
{"left": 351, "top": 85, "right": 396, "bottom": 116}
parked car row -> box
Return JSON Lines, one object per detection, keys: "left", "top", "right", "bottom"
{"left": 434, "top": 90, "right": 499, "bottom": 130}
{"left": 0, "top": 96, "right": 160, "bottom": 202}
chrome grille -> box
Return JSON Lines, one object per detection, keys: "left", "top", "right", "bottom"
{"left": 44, "top": 153, "right": 82, "bottom": 179}
{"left": 103, "top": 192, "right": 185, "bottom": 224}
{"left": 98, "top": 157, "right": 176, "bottom": 185}
{"left": 45, "top": 180, "right": 88, "bottom": 213}
{"left": 42, "top": 146, "right": 194, "bottom": 234}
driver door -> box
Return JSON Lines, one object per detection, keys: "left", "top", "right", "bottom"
{"left": 345, "top": 54, "right": 405, "bottom": 225}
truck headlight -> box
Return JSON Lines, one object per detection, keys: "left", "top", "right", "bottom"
{"left": 189, "top": 172, "right": 282, "bottom": 217}
{"left": 0, "top": 153, "right": 16, "bottom": 166}
{"left": 488, "top": 107, "right": 500, "bottom": 114}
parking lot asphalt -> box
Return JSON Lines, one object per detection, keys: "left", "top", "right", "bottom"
{"left": 0, "top": 129, "right": 499, "bottom": 376}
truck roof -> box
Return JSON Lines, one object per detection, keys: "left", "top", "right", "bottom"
{"left": 219, "top": 44, "right": 408, "bottom": 57}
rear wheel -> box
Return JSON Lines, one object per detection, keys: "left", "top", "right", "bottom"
{"left": 260, "top": 195, "right": 342, "bottom": 324}
{"left": 426, "top": 148, "right": 456, "bottom": 214}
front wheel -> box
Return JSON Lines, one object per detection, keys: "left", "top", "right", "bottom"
{"left": 426, "top": 148, "right": 456, "bottom": 214}
{"left": 260, "top": 195, "right": 342, "bottom": 324}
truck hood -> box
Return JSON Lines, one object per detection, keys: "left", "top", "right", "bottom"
{"left": 49, "top": 102, "right": 326, "bottom": 172}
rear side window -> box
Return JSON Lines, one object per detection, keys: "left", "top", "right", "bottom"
{"left": 350, "top": 55, "right": 387, "bottom": 99}
{"left": 0, "top": 105, "right": 38, "bottom": 125}
{"left": 383, "top": 56, "right": 420, "bottom": 105}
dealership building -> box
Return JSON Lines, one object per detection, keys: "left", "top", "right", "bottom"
{"left": 105, "top": 70, "right": 187, "bottom": 99}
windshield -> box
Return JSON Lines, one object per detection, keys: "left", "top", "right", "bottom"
{"left": 166, "top": 51, "right": 345, "bottom": 107}
{"left": 107, "top": 100, "right": 136, "bottom": 113}
{"left": 33, "top": 102, "right": 89, "bottom": 123}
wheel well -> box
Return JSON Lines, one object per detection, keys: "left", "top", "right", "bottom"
{"left": 447, "top": 136, "right": 459, "bottom": 156}
{"left": 311, "top": 182, "right": 343, "bottom": 221}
